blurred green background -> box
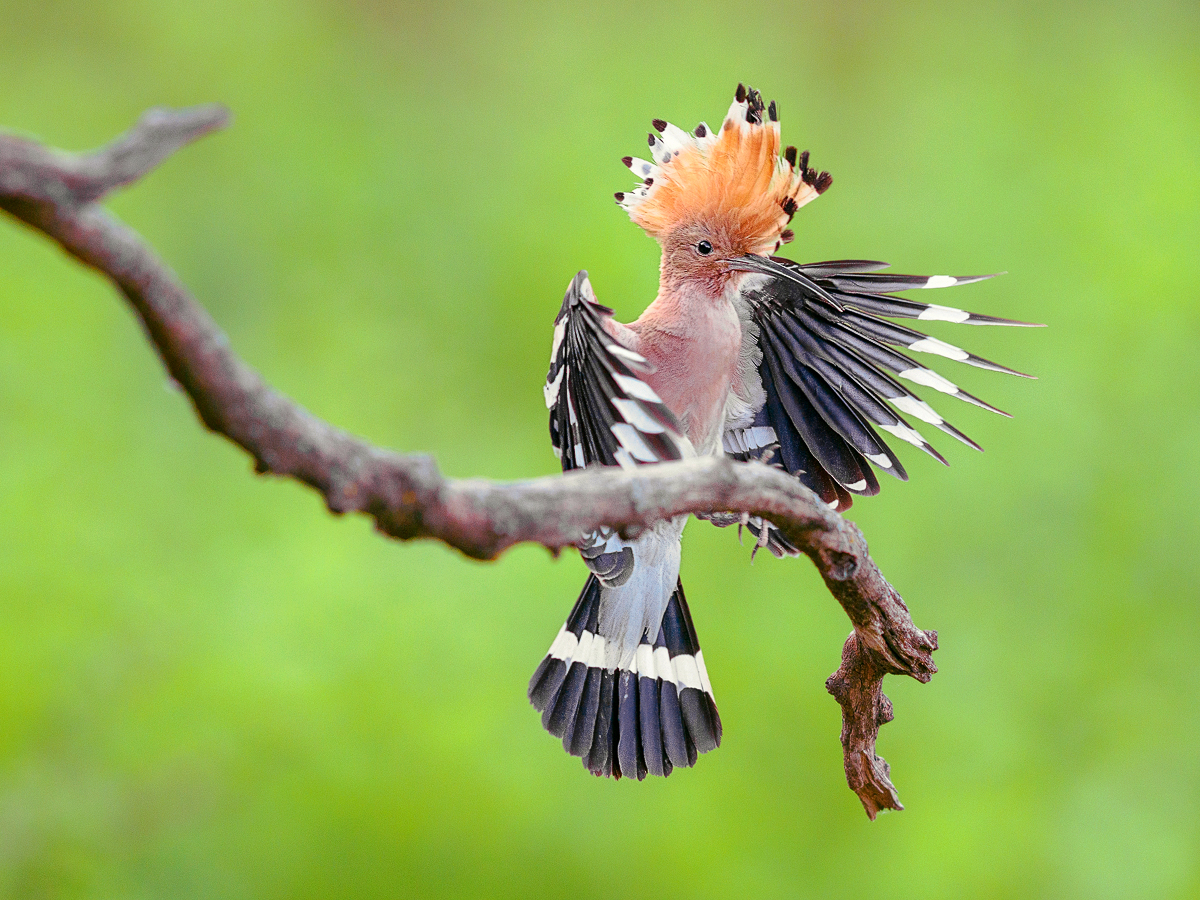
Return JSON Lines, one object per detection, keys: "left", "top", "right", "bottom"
{"left": 2, "top": 0, "right": 1198, "bottom": 897}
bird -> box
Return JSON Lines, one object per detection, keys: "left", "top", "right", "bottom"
{"left": 528, "top": 84, "right": 1038, "bottom": 780}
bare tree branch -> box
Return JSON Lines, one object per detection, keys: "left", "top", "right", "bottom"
{"left": 0, "top": 105, "right": 230, "bottom": 206}
{"left": 0, "top": 106, "right": 938, "bottom": 817}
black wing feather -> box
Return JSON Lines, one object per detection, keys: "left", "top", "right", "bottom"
{"left": 800, "top": 306, "right": 1012, "bottom": 416}
{"left": 770, "top": 316, "right": 901, "bottom": 476}
{"left": 761, "top": 361, "right": 840, "bottom": 504}
{"left": 839, "top": 309, "right": 1033, "bottom": 378}
{"left": 828, "top": 289, "right": 1036, "bottom": 327}
{"left": 758, "top": 324, "right": 883, "bottom": 494}
{"left": 546, "top": 271, "right": 690, "bottom": 472}
{"left": 761, "top": 338, "right": 875, "bottom": 494}
{"left": 822, "top": 271, "right": 996, "bottom": 292}
{"left": 794, "top": 259, "right": 891, "bottom": 277}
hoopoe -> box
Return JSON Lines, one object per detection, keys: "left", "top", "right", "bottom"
{"left": 529, "top": 84, "right": 1038, "bottom": 779}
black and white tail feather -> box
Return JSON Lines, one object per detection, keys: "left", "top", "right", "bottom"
{"left": 535, "top": 271, "right": 719, "bottom": 777}
{"left": 707, "top": 258, "right": 1041, "bottom": 559}
{"left": 529, "top": 576, "right": 721, "bottom": 779}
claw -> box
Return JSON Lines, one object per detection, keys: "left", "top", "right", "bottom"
{"left": 749, "top": 517, "right": 772, "bottom": 562}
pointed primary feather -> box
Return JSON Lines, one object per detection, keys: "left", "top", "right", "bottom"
{"left": 838, "top": 309, "right": 1035, "bottom": 377}
{"left": 822, "top": 271, "right": 998, "bottom": 293}
{"left": 799, "top": 305, "right": 1013, "bottom": 416}
{"left": 828, "top": 289, "right": 1041, "bottom": 327}
{"left": 795, "top": 259, "right": 891, "bottom": 277}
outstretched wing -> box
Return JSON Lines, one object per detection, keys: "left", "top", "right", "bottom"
{"left": 727, "top": 257, "right": 1040, "bottom": 514}
{"left": 545, "top": 271, "right": 694, "bottom": 599}
{"left": 546, "top": 270, "right": 692, "bottom": 472}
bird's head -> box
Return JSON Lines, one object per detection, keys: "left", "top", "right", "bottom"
{"left": 616, "top": 84, "right": 831, "bottom": 297}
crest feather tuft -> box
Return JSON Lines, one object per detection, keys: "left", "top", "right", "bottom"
{"left": 616, "top": 84, "right": 831, "bottom": 255}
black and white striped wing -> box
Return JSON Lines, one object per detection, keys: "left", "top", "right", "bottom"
{"left": 546, "top": 271, "right": 691, "bottom": 472}
{"left": 737, "top": 257, "right": 1039, "bottom": 511}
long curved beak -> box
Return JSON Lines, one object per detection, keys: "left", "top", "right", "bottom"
{"left": 724, "top": 254, "right": 811, "bottom": 285}
{"left": 727, "top": 254, "right": 798, "bottom": 280}
{"left": 728, "top": 254, "right": 842, "bottom": 308}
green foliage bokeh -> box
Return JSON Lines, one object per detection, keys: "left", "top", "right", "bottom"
{"left": 1, "top": 1, "right": 1198, "bottom": 897}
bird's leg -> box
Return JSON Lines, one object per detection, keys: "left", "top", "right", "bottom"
{"left": 748, "top": 518, "right": 772, "bottom": 561}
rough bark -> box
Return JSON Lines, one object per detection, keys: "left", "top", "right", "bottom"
{"left": 0, "top": 106, "right": 939, "bottom": 817}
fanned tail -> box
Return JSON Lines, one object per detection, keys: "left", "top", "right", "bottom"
{"left": 528, "top": 576, "right": 721, "bottom": 779}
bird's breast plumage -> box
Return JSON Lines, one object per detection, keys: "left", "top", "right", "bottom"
{"left": 630, "top": 291, "right": 742, "bottom": 456}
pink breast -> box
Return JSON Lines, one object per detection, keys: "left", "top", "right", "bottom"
{"left": 638, "top": 306, "right": 742, "bottom": 453}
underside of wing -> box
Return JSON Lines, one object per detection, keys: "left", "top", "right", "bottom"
{"left": 546, "top": 271, "right": 691, "bottom": 473}
{"left": 734, "top": 257, "right": 1040, "bottom": 511}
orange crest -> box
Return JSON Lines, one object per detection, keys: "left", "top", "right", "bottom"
{"left": 615, "top": 85, "right": 831, "bottom": 256}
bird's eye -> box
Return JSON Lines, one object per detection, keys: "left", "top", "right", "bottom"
{"left": 696, "top": 240, "right": 713, "bottom": 256}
